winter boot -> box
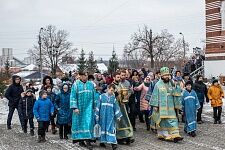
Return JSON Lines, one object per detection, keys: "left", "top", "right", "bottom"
{"left": 79, "top": 141, "right": 86, "bottom": 147}
{"left": 214, "top": 119, "right": 218, "bottom": 124}
{"left": 147, "top": 125, "right": 150, "bottom": 131}
{"left": 173, "top": 137, "right": 183, "bottom": 143}
{"left": 112, "top": 144, "right": 117, "bottom": 150}
{"left": 38, "top": 135, "right": 42, "bottom": 143}
{"left": 30, "top": 129, "right": 34, "bottom": 136}
{"left": 23, "top": 128, "right": 27, "bottom": 133}
{"left": 191, "top": 131, "right": 196, "bottom": 137}
{"left": 51, "top": 125, "right": 57, "bottom": 134}
{"left": 100, "top": 143, "right": 106, "bottom": 147}
{"left": 125, "top": 138, "right": 131, "bottom": 145}
{"left": 86, "top": 140, "right": 93, "bottom": 150}
{"left": 42, "top": 135, "right": 46, "bottom": 142}
{"left": 218, "top": 120, "right": 222, "bottom": 124}
{"left": 111, "top": 144, "right": 118, "bottom": 150}
{"left": 7, "top": 126, "right": 12, "bottom": 130}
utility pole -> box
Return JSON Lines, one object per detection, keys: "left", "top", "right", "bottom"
{"left": 179, "top": 32, "right": 186, "bottom": 59}
{"left": 38, "top": 28, "right": 43, "bottom": 82}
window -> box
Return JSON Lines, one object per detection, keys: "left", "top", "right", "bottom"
{"left": 222, "top": 0, "right": 225, "bottom": 30}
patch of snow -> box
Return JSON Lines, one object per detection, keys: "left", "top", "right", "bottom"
{"left": 0, "top": 98, "right": 20, "bottom": 125}
{"left": 23, "top": 64, "right": 37, "bottom": 71}
{"left": 14, "top": 71, "right": 36, "bottom": 78}
{"left": 59, "top": 64, "right": 77, "bottom": 73}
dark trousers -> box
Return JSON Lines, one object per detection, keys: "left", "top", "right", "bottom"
{"left": 213, "top": 106, "right": 222, "bottom": 121}
{"left": 59, "top": 124, "right": 69, "bottom": 138}
{"left": 7, "top": 106, "right": 24, "bottom": 128}
{"left": 46, "top": 115, "right": 56, "bottom": 132}
{"left": 38, "top": 121, "right": 49, "bottom": 137}
{"left": 24, "top": 118, "right": 34, "bottom": 130}
{"left": 136, "top": 101, "right": 144, "bottom": 122}
{"left": 50, "top": 115, "right": 56, "bottom": 126}
{"left": 128, "top": 97, "right": 136, "bottom": 129}
{"left": 68, "top": 125, "right": 71, "bottom": 134}
{"left": 142, "top": 110, "right": 150, "bottom": 127}
{"left": 197, "top": 102, "right": 204, "bottom": 121}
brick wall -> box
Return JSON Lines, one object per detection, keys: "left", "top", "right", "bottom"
{"left": 206, "top": 0, "right": 225, "bottom": 59}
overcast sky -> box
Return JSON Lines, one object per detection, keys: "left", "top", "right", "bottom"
{"left": 0, "top": 0, "right": 205, "bottom": 60}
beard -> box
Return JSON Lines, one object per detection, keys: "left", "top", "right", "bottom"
{"left": 161, "top": 77, "right": 170, "bottom": 83}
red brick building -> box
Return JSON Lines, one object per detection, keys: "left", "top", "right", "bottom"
{"left": 205, "top": 0, "right": 225, "bottom": 78}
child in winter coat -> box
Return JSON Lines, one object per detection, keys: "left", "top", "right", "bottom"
{"left": 95, "top": 84, "right": 122, "bottom": 150}
{"left": 18, "top": 89, "right": 36, "bottom": 136}
{"left": 207, "top": 79, "right": 224, "bottom": 124}
{"left": 46, "top": 85, "right": 57, "bottom": 134}
{"left": 181, "top": 81, "right": 200, "bottom": 137}
{"left": 55, "top": 84, "right": 72, "bottom": 140}
{"left": 33, "top": 90, "right": 54, "bottom": 143}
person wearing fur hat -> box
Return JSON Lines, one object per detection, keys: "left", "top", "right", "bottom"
{"left": 19, "top": 89, "right": 36, "bottom": 136}
{"left": 33, "top": 90, "right": 54, "bottom": 142}
{"left": 181, "top": 81, "right": 200, "bottom": 137}
{"left": 150, "top": 67, "right": 183, "bottom": 143}
{"left": 207, "top": 80, "right": 224, "bottom": 124}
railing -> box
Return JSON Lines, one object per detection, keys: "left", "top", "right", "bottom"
{"left": 190, "top": 65, "right": 204, "bottom": 79}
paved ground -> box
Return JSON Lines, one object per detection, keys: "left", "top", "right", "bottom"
{"left": 0, "top": 98, "right": 225, "bottom": 150}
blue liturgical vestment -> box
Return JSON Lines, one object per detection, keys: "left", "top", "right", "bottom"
{"left": 95, "top": 93, "right": 122, "bottom": 144}
{"left": 70, "top": 80, "right": 96, "bottom": 140}
{"left": 181, "top": 90, "right": 200, "bottom": 133}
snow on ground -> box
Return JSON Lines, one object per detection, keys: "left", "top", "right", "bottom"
{"left": 0, "top": 98, "right": 20, "bottom": 125}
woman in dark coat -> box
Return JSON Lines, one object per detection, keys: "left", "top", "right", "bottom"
{"left": 55, "top": 83, "right": 72, "bottom": 139}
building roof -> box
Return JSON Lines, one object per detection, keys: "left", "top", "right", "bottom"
{"left": 23, "top": 64, "right": 37, "bottom": 71}
{"left": 24, "top": 71, "right": 48, "bottom": 79}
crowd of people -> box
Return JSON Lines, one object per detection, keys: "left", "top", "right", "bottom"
{"left": 4, "top": 67, "right": 224, "bottom": 150}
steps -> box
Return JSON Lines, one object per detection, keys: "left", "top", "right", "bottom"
{"left": 190, "top": 65, "right": 204, "bottom": 79}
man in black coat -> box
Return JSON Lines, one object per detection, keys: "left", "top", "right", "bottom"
{"left": 192, "top": 75, "right": 209, "bottom": 124}
{"left": 5, "top": 75, "right": 24, "bottom": 130}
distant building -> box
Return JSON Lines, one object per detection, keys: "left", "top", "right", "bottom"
{"left": 205, "top": 0, "right": 225, "bottom": 78}
{"left": 0, "top": 48, "right": 27, "bottom": 67}
{"left": 62, "top": 56, "right": 75, "bottom": 64}
{"left": 0, "top": 48, "right": 13, "bottom": 66}
{"left": 23, "top": 57, "right": 36, "bottom": 65}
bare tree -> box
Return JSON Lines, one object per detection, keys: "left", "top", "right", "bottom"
{"left": 123, "top": 48, "right": 146, "bottom": 69}
{"left": 125, "top": 26, "right": 189, "bottom": 69}
{"left": 28, "top": 25, "right": 75, "bottom": 77}
{"left": 124, "top": 25, "right": 160, "bottom": 68}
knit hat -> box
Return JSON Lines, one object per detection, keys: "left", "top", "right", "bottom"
{"left": 185, "top": 80, "right": 192, "bottom": 87}
{"left": 212, "top": 79, "right": 218, "bottom": 85}
{"left": 25, "top": 89, "right": 33, "bottom": 94}
{"left": 160, "top": 67, "right": 170, "bottom": 76}
{"left": 39, "top": 90, "right": 47, "bottom": 97}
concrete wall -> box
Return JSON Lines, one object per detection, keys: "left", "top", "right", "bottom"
{"left": 204, "top": 60, "right": 225, "bottom": 78}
